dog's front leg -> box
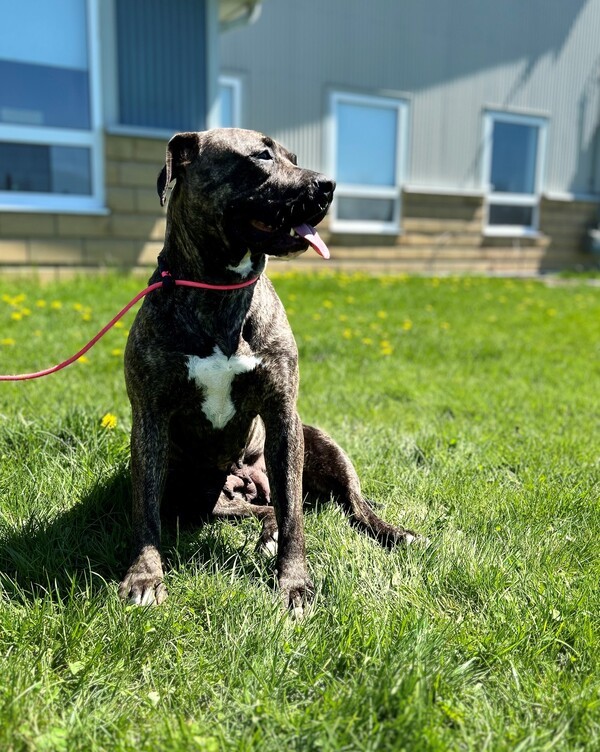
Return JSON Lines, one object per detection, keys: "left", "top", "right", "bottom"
{"left": 118, "top": 407, "right": 168, "bottom": 606}
{"left": 264, "top": 410, "right": 313, "bottom": 614}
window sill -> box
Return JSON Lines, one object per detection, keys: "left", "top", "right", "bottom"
{"left": 0, "top": 202, "right": 109, "bottom": 216}
{"left": 330, "top": 220, "right": 400, "bottom": 235}
{"left": 106, "top": 125, "right": 176, "bottom": 141}
{"left": 483, "top": 226, "right": 542, "bottom": 239}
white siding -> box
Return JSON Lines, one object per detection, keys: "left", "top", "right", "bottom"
{"left": 221, "top": 0, "right": 600, "bottom": 197}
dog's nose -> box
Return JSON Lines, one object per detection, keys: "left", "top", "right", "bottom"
{"left": 315, "top": 175, "right": 336, "bottom": 197}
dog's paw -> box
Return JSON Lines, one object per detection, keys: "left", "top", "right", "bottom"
{"left": 278, "top": 569, "right": 314, "bottom": 619}
{"left": 258, "top": 529, "right": 278, "bottom": 558}
{"left": 119, "top": 547, "right": 167, "bottom": 606}
{"left": 379, "top": 524, "right": 426, "bottom": 548}
{"left": 118, "top": 574, "right": 168, "bottom": 606}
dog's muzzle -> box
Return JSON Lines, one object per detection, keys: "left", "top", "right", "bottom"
{"left": 239, "top": 174, "right": 336, "bottom": 259}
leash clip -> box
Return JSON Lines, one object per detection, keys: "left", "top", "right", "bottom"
{"left": 158, "top": 257, "right": 176, "bottom": 292}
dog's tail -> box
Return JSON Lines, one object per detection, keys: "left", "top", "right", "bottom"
{"left": 302, "top": 424, "right": 416, "bottom": 546}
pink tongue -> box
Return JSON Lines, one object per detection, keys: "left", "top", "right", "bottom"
{"left": 294, "top": 223, "right": 330, "bottom": 259}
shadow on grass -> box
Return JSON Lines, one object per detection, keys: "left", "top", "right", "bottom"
{"left": 0, "top": 466, "right": 299, "bottom": 603}
{"left": 0, "top": 466, "right": 133, "bottom": 602}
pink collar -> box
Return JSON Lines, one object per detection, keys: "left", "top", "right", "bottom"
{"left": 160, "top": 268, "right": 259, "bottom": 291}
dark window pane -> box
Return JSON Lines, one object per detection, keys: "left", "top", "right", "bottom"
{"left": 338, "top": 196, "right": 395, "bottom": 222}
{"left": 116, "top": 0, "right": 207, "bottom": 131}
{"left": 0, "top": 60, "right": 90, "bottom": 129}
{"left": 488, "top": 204, "right": 534, "bottom": 227}
{"left": 0, "top": 142, "right": 91, "bottom": 195}
{"left": 51, "top": 146, "right": 91, "bottom": 194}
{"left": 490, "top": 121, "right": 538, "bottom": 194}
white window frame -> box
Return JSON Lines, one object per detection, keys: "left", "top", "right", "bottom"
{"left": 0, "top": 0, "right": 105, "bottom": 213}
{"left": 482, "top": 110, "right": 548, "bottom": 237}
{"left": 218, "top": 74, "right": 243, "bottom": 128}
{"left": 328, "top": 91, "right": 409, "bottom": 234}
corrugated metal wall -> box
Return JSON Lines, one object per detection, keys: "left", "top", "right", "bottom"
{"left": 220, "top": 0, "right": 600, "bottom": 197}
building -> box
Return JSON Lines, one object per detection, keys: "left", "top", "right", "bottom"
{"left": 220, "top": 0, "right": 600, "bottom": 274}
{"left": 1, "top": 0, "right": 599, "bottom": 276}
{"left": 0, "top": 0, "right": 260, "bottom": 276}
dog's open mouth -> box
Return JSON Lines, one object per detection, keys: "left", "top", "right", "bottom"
{"left": 248, "top": 219, "right": 330, "bottom": 259}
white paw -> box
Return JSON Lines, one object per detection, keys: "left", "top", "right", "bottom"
{"left": 259, "top": 529, "right": 278, "bottom": 557}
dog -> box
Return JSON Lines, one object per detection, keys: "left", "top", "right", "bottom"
{"left": 118, "top": 128, "right": 417, "bottom": 613}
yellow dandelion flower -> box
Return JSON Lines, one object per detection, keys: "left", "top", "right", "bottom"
{"left": 362, "top": 337, "right": 373, "bottom": 346}
{"left": 72, "top": 303, "right": 83, "bottom": 311}
{"left": 13, "top": 294, "right": 25, "bottom": 305}
{"left": 35, "top": 299, "right": 47, "bottom": 308}
{"left": 81, "top": 313, "right": 92, "bottom": 322}
{"left": 377, "top": 310, "right": 388, "bottom": 319}
{"left": 380, "top": 345, "right": 394, "bottom": 356}
{"left": 402, "top": 320, "right": 413, "bottom": 331}
{"left": 10, "top": 312, "right": 22, "bottom": 321}
{"left": 101, "top": 413, "right": 118, "bottom": 429}
{"left": 322, "top": 300, "right": 334, "bottom": 309}
{"left": 338, "top": 314, "right": 348, "bottom": 322}
{"left": 77, "top": 355, "right": 90, "bottom": 364}
{"left": 342, "top": 328, "right": 353, "bottom": 339}
{"left": 50, "top": 301, "right": 62, "bottom": 310}
{"left": 111, "top": 348, "right": 123, "bottom": 357}
{"left": 1, "top": 338, "right": 16, "bottom": 346}
{"left": 21, "top": 308, "right": 31, "bottom": 316}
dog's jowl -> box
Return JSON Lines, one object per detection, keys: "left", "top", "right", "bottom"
{"left": 118, "top": 128, "right": 417, "bottom": 613}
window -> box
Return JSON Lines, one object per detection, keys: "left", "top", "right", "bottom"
{"left": 114, "top": 0, "right": 207, "bottom": 133}
{"left": 329, "top": 92, "right": 408, "bottom": 233}
{"left": 219, "top": 76, "right": 242, "bottom": 127}
{"left": 483, "top": 111, "right": 547, "bottom": 235}
{"left": 0, "top": 0, "right": 103, "bottom": 211}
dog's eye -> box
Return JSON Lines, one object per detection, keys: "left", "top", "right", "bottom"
{"left": 255, "top": 149, "right": 273, "bottom": 161}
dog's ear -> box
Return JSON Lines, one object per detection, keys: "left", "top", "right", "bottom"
{"left": 157, "top": 132, "right": 202, "bottom": 207}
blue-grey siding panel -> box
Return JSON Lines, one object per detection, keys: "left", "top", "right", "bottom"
{"left": 116, "top": 0, "right": 207, "bottom": 131}
{"left": 220, "top": 0, "right": 600, "bottom": 197}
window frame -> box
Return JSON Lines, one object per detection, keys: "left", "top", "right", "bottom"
{"left": 328, "top": 90, "right": 409, "bottom": 235}
{"left": 0, "top": 0, "right": 105, "bottom": 213}
{"left": 482, "top": 110, "right": 548, "bottom": 237}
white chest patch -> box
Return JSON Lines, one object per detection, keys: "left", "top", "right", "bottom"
{"left": 186, "top": 346, "right": 261, "bottom": 429}
{"left": 226, "top": 251, "right": 254, "bottom": 277}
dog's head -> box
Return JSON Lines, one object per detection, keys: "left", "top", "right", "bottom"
{"left": 157, "top": 129, "right": 335, "bottom": 261}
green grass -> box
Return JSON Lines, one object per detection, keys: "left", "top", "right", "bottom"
{"left": 0, "top": 270, "right": 598, "bottom": 751}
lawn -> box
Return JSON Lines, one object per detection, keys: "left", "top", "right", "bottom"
{"left": 0, "top": 270, "right": 598, "bottom": 751}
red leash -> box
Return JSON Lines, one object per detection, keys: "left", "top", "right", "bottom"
{"left": 0, "top": 274, "right": 259, "bottom": 382}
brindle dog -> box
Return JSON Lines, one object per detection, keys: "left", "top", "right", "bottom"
{"left": 118, "top": 128, "right": 417, "bottom": 613}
